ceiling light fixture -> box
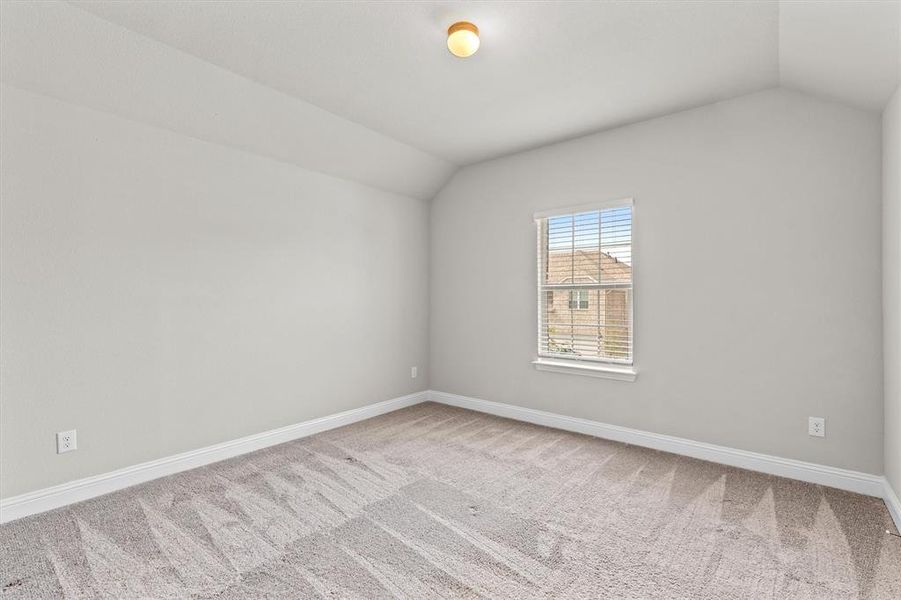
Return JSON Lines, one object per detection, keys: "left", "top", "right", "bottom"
{"left": 447, "top": 21, "right": 479, "bottom": 58}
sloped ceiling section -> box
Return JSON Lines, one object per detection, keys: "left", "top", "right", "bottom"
{"left": 2, "top": 1, "right": 899, "bottom": 180}
{"left": 69, "top": 0, "right": 899, "bottom": 167}
{"left": 0, "top": 1, "right": 456, "bottom": 200}
{"left": 71, "top": 0, "right": 782, "bottom": 165}
{"left": 779, "top": 0, "right": 901, "bottom": 110}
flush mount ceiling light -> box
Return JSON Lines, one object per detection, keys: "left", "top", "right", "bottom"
{"left": 447, "top": 21, "right": 479, "bottom": 58}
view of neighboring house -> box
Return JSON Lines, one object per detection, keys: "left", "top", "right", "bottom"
{"left": 542, "top": 248, "right": 632, "bottom": 361}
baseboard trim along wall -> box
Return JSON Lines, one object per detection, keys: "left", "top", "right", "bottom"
{"left": 4, "top": 388, "right": 898, "bottom": 532}
{"left": 428, "top": 391, "right": 889, "bottom": 501}
{"left": 0, "top": 391, "right": 427, "bottom": 524}
{"left": 885, "top": 480, "right": 901, "bottom": 533}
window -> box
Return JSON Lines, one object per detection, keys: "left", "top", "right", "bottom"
{"left": 534, "top": 198, "right": 634, "bottom": 379}
{"left": 568, "top": 290, "right": 589, "bottom": 310}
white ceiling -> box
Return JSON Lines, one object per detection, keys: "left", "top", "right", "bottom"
{"left": 0, "top": 1, "right": 456, "bottom": 200}
{"left": 779, "top": 0, "right": 900, "bottom": 111}
{"left": 71, "top": 0, "right": 900, "bottom": 166}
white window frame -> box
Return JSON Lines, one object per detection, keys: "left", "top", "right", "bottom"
{"left": 532, "top": 198, "right": 637, "bottom": 382}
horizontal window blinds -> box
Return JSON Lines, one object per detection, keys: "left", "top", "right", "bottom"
{"left": 536, "top": 201, "right": 633, "bottom": 365}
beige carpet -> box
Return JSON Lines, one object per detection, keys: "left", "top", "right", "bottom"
{"left": 1, "top": 401, "right": 899, "bottom": 599}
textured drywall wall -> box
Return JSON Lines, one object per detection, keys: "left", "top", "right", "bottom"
{"left": 0, "top": 85, "right": 430, "bottom": 498}
{"left": 430, "top": 88, "right": 884, "bottom": 474}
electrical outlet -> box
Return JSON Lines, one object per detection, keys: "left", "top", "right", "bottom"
{"left": 808, "top": 417, "right": 825, "bottom": 438}
{"left": 57, "top": 430, "right": 77, "bottom": 453}
{"left": 411, "top": 366, "right": 418, "bottom": 379}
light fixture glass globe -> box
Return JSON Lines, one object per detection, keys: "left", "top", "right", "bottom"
{"left": 447, "top": 22, "right": 479, "bottom": 58}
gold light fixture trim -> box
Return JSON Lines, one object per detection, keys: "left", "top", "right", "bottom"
{"left": 447, "top": 21, "right": 480, "bottom": 58}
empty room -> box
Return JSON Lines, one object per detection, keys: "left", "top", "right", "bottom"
{"left": 1, "top": 1, "right": 900, "bottom": 598}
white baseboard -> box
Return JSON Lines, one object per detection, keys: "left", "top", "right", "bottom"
{"left": 0, "top": 391, "right": 428, "bottom": 524}
{"left": 428, "top": 390, "right": 885, "bottom": 498}
{"left": 4, "top": 389, "right": 895, "bottom": 529}
{"left": 885, "top": 479, "right": 901, "bottom": 533}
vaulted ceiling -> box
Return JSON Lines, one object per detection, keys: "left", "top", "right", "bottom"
{"left": 2, "top": 1, "right": 899, "bottom": 199}
{"left": 72, "top": 0, "right": 901, "bottom": 163}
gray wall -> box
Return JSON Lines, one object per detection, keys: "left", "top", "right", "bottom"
{"left": 430, "top": 88, "right": 884, "bottom": 475}
{"left": 0, "top": 85, "right": 430, "bottom": 499}
{"left": 885, "top": 85, "right": 901, "bottom": 494}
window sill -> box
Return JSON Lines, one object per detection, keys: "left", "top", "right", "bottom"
{"left": 532, "top": 358, "right": 637, "bottom": 382}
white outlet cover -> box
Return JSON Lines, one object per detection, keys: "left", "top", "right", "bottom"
{"left": 411, "top": 366, "right": 418, "bottom": 378}
{"left": 808, "top": 417, "right": 825, "bottom": 438}
{"left": 57, "top": 430, "right": 77, "bottom": 453}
